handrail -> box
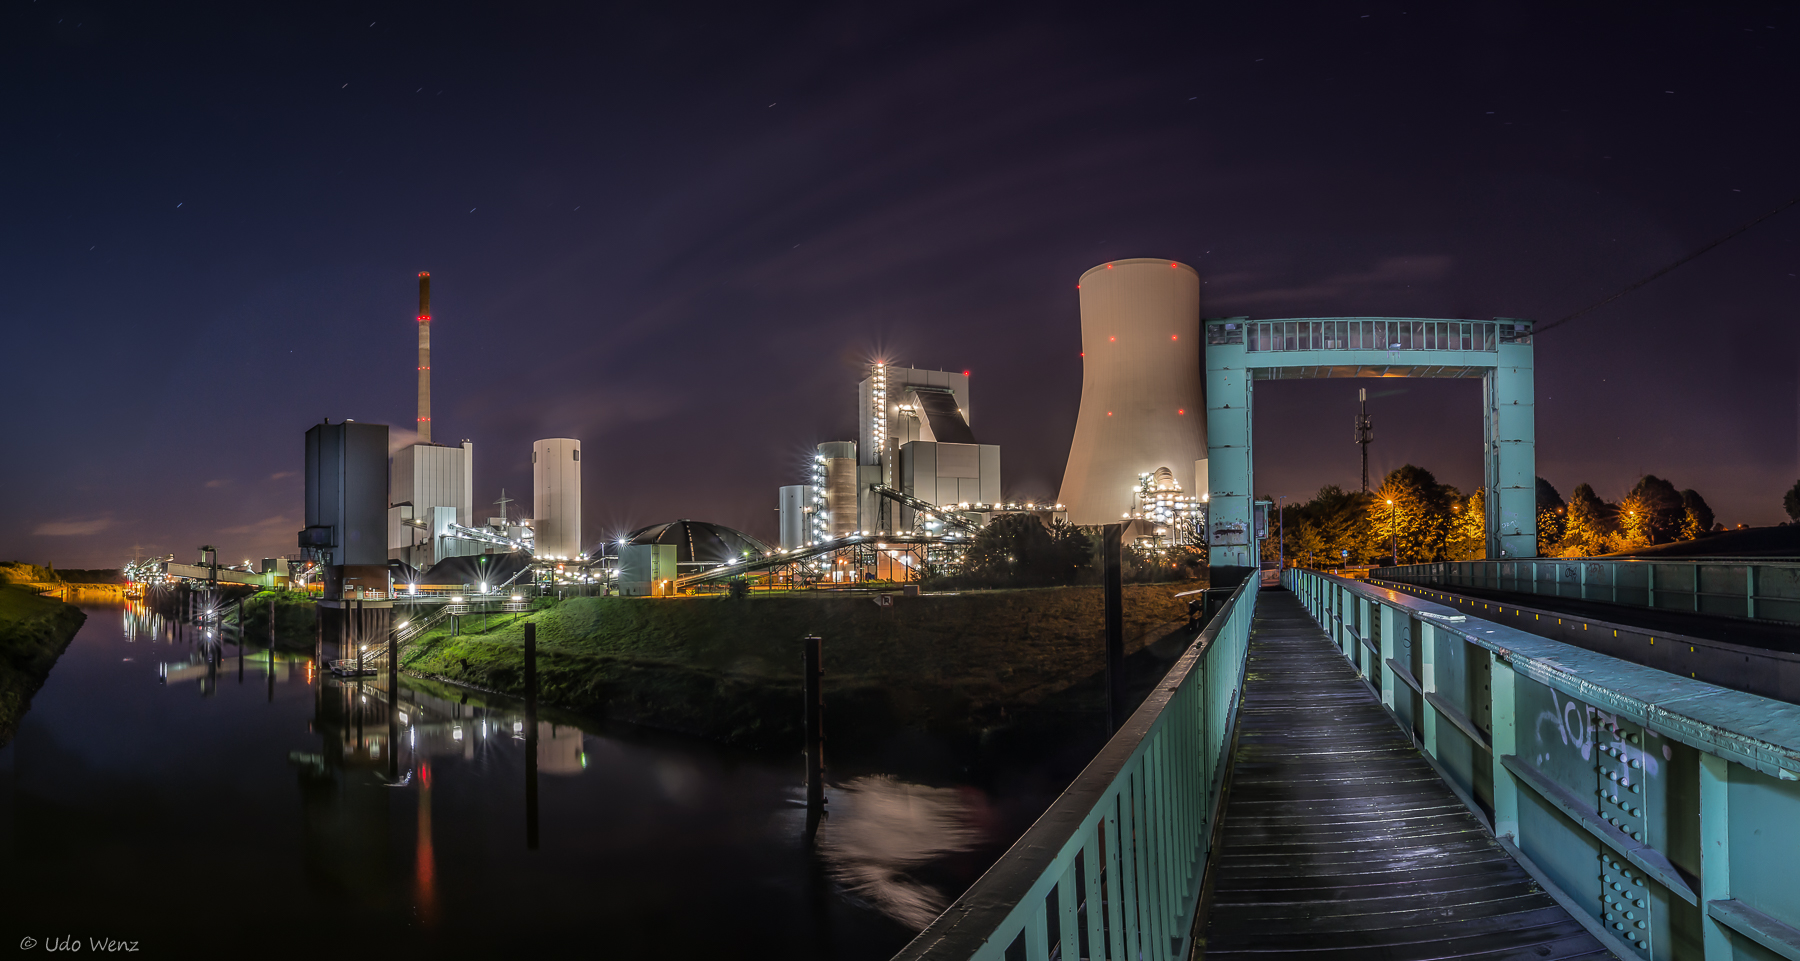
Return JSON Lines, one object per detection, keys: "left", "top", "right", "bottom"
{"left": 1374, "top": 557, "right": 1800, "bottom": 628}
{"left": 1286, "top": 567, "right": 1800, "bottom": 960}
{"left": 895, "top": 575, "right": 1257, "bottom": 961}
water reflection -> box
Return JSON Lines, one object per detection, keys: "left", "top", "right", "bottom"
{"left": 4, "top": 605, "right": 1040, "bottom": 957}
{"left": 816, "top": 776, "right": 989, "bottom": 929}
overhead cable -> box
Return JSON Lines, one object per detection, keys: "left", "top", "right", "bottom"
{"left": 1537, "top": 192, "right": 1800, "bottom": 334}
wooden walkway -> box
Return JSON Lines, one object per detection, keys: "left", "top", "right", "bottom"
{"left": 1198, "top": 590, "right": 1611, "bottom": 960}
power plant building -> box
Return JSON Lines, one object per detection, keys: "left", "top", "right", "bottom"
{"left": 533, "top": 438, "right": 582, "bottom": 559}
{"left": 386, "top": 273, "right": 485, "bottom": 569}
{"left": 794, "top": 363, "right": 1002, "bottom": 540}
{"left": 813, "top": 441, "right": 860, "bottom": 541}
{"left": 1058, "top": 259, "right": 1207, "bottom": 526}
{"left": 301, "top": 419, "right": 390, "bottom": 569}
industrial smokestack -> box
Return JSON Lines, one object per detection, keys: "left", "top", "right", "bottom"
{"left": 417, "top": 272, "right": 431, "bottom": 443}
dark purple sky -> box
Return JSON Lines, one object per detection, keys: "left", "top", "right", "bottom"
{"left": 5, "top": 2, "right": 1796, "bottom": 568}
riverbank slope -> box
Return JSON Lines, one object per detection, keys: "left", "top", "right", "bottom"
{"left": 0, "top": 584, "right": 87, "bottom": 747}
{"left": 402, "top": 581, "right": 1203, "bottom": 751}
{"left": 0, "top": 561, "right": 126, "bottom": 601}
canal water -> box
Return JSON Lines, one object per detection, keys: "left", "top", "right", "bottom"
{"left": 0, "top": 605, "right": 1101, "bottom": 958}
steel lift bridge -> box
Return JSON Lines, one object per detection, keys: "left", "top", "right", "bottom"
{"left": 894, "top": 319, "right": 1800, "bottom": 961}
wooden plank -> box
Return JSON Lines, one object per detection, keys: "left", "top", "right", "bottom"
{"left": 1199, "top": 591, "right": 1605, "bottom": 960}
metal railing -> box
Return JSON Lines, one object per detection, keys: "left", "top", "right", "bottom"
{"left": 1287, "top": 568, "right": 1800, "bottom": 960}
{"left": 1375, "top": 558, "right": 1800, "bottom": 626}
{"left": 392, "top": 606, "right": 452, "bottom": 645}
{"left": 895, "top": 576, "right": 1257, "bottom": 961}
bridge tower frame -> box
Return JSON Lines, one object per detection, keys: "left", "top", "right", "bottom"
{"left": 1203, "top": 316, "right": 1536, "bottom": 567}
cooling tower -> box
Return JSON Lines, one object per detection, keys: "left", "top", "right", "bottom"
{"left": 533, "top": 438, "right": 582, "bottom": 559}
{"left": 1058, "top": 259, "right": 1206, "bottom": 525}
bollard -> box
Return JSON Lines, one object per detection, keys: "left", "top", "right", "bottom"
{"left": 1103, "top": 523, "right": 1125, "bottom": 734}
{"left": 524, "top": 622, "right": 540, "bottom": 850}
{"left": 803, "top": 635, "right": 825, "bottom": 817}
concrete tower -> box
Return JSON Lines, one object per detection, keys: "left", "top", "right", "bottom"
{"left": 533, "top": 438, "right": 582, "bottom": 559}
{"left": 1058, "top": 259, "right": 1206, "bottom": 525}
{"left": 417, "top": 272, "right": 432, "bottom": 443}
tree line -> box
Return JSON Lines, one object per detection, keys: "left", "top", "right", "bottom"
{"left": 1265, "top": 466, "right": 1725, "bottom": 566}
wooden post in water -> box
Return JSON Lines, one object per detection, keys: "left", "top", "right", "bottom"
{"left": 1103, "top": 523, "right": 1125, "bottom": 735}
{"left": 524, "top": 622, "right": 539, "bottom": 851}
{"left": 235, "top": 597, "right": 245, "bottom": 683}
{"left": 803, "top": 635, "right": 826, "bottom": 820}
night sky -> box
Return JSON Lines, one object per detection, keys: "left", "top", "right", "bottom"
{"left": 5, "top": 2, "right": 1796, "bottom": 569}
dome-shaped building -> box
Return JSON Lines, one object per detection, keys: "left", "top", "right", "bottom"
{"left": 596, "top": 520, "right": 772, "bottom": 573}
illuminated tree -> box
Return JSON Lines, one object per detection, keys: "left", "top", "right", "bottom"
{"left": 1619, "top": 475, "right": 1684, "bottom": 545}
{"left": 1447, "top": 487, "right": 1485, "bottom": 560}
{"left": 1536, "top": 477, "right": 1566, "bottom": 557}
{"left": 1272, "top": 485, "right": 1374, "bottom": 567}
{"left": 1560, "top": 483, "right": 1615, "bottom": 556}
{"left": 958, "top": 513, "right": 1093, "bottom": 586}
{"left": 1679, "top": 489, "right": 1714, "bottom": 540}
{"left": 1371, "top": 465, "right": 1456, "bottom": 564}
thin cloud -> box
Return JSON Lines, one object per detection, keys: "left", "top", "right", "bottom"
{"left": 269, "top": 471, "right": 296, "bottom": 480}
{"left": 219, "top": 515, "right": 292, "bottom": 535}
{"left": 204, "top": 478, "right": 232, "bottom": 488}
{"left": 1208, "top": 255, "right": 1455, "bottom": 308}
{"left": 34, "top": 518, "right": 113, "bottom": 536}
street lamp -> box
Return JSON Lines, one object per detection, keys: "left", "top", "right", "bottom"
{"left": 1386, "top": 499, "right": 1398, "bottom": 566}
{"left": 1275, "top": 494, "right": 1288, "bottom": 571}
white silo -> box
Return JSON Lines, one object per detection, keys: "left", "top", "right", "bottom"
{"left": 1058, "top": 259, "right": 1206, "bottom": 526}
{"left": 778, "top": 485, "right": 810, "bottom": 550}
{"left": 533, "top": 438, "right": 582, "bottom": 558}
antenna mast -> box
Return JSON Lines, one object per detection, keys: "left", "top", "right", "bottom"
{"left": 1355, "top": 388, "right": 1373, "bottom": 492}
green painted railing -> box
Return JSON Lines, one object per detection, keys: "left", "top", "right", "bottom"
{"left": 1288, "top": 568, "right": 1800, "bottom": 961}
{"left": 894, "top": 577, "right": 1257, "bottom": 961}
{"left": 1375, "top": 558, "right": 1800, "bottom": 627}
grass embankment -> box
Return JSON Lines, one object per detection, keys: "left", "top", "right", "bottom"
{"left": 0, "top": 584, "right": 86, "bottom": 747}
{"left": 0, "top": 562, "right": 125, "bottom": 599}
{"left": 402, "top": 582, "right": 1203, "bottom": 751}
{"left": 235, "top": 591, "right": 321, "bottom": 649}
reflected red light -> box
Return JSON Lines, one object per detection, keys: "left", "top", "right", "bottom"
{"left": 1105, "top": 264, "right": 1113, "bottom": 269}
{"left": 1178, "top": 409, "right": 1185, "bottom": 414}
{"left": 1109, "top": 336, "right": 1116, "bottom": 341}
{"left": 1171, "top": 335, "right": 1178, "bottom": 340}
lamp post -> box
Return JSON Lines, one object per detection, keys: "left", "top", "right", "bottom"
{"left": 1275, "top": 495, "right": 1288, "bottom": 572}
{"left": 1387, "top": 499, "right": 1398, "bottom": 566}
